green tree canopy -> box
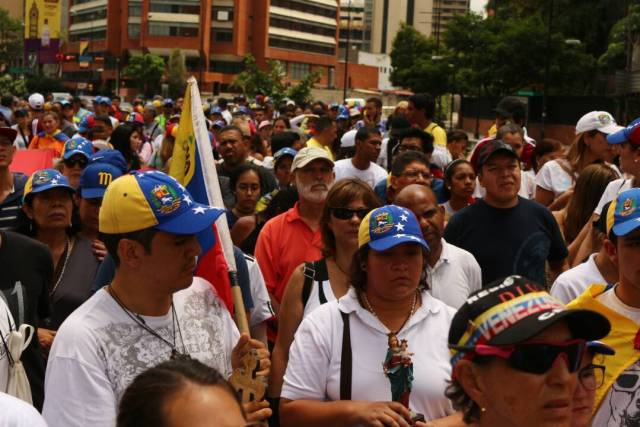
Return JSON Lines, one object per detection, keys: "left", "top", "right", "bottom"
{"left": 0, "top": 7, "right": 23, "bottom": 70}
{"left": 599, "top": 4, "right": 640, "bottom": 71}
{"left": 167, "top": 49, "right": 187, "bottom": 99}
{"left": 123, "top": 53, "right": 165, "bottom": 97}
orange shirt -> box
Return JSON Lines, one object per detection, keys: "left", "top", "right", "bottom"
{"left": 254, "top": 203, "right": 323, "bottom": 302}
{"left": 29, "top": 130, "right": 68, "bottom": 157}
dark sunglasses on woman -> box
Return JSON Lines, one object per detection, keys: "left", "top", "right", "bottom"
{"left": 64, "top": 157, "right": 88, "bottom": 168}
{"left": 329, "top": 207, "right": 370, "bottom": 220}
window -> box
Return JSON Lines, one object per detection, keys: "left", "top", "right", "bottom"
{"left": 269, "top": 16, "right": 335, "bottom": 38}
{"left": 270, "top": 0, "right": 336, "bottom": 18}
{"left": 269, "top": 37, "right": 335, "bottom": 55}
{"left": 149, "top": 1, "right": 200, "bottom": 14}
{"left": 69, "top": 30, "right": 107, "bottom": 41}
{"left": 213, "top": 30, "right": 233, "bottom": 42}
{"left": 70, "top": 9, "right": 107, "bottom": 25}
{"left": 212, "top": 7, "right": 234, "bottom": 21}
{"left": 148, "top": 23, "right": 198, "bottom": 37}
{"left": 289, "top": 62, "right": 310, "bottom": 80}
{"left": 210, "top": 60, "right": 245, "bottom": 74}
{"left": 128, "top": 24, "right": 140, "bottom": 38}
{"left": 128, "top": 2, "right": 142, "bottom": 17}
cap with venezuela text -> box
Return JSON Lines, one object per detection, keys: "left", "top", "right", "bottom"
{"left": 99, "top": 170, "right": 224, "bottom": 235}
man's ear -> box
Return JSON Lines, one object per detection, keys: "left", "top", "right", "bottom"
{"left": 603, "top": 238, "right": 618, "bottom": 269}
{"left": 117, "top": 238, "right": 146, "bottom": 269}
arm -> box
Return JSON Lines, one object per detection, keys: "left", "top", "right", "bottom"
{"left": 535, "top": 186, "right": 555, "bottom": 207}
{"left": 231, "top": 216, "right": 256, "bottom": 246}
{"left": 254, "top": 222, "right": 281, "bottom": 314}
{"left": 565, "top": 218, "right": 593, "bottom": 266}
{"left": 280, "top": 399, "right": 412, "bottom": 427}
{"left": 268, "top": 264, "right": 306, "bottom": 398}
{"left": 548, "top": 188, "right": 574, "bottom": 211}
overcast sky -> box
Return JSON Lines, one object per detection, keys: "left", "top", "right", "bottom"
{"left": 470, "top": 0, "right": 486, "bottom": 14}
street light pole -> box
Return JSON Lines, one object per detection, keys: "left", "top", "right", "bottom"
{"left": 541, "top": 0, "right": 554, "bottom": 141}
{"left": 342, "top": 0, "right": 351, "bottom": 103}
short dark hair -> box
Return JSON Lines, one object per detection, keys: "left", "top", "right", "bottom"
{"left": 117, "top": 359, "right": 243, "bottom": 427}
{"left": 94, "top": 115, "right": 113, "bottom": 128}
{"left": 229, "top": 163, "right": 262, "bottom": 192}
{"left": 399, "top": 128, "right": 434, "bottom": 153}
{"left": 366, "top": 97, "right": 382, "bottom": 109}
{"left": 391, "top": 151, "right": 430, "bottom": 176}
{"left": 355, "top": 126, "right": 381, "bottom": 143}
{"left": 219, "top": 125, "right": 243, "bottom": 138}
{"left": 217, "top": 97, "right": 228, "bottom": 109}
{"left": 408, "top": 94, "right": 435, "bottom": 119}
{"left": 100, "top": 227, "right": 158, "bottom": 267}
{"left": 270, "top": 132, "right": 295, "bottom": 153}
{"left": 447, "top": 129, "right": 468, "bottom": 143}
{"left": 315, "top": 116, "right": 335, "bottom": 133}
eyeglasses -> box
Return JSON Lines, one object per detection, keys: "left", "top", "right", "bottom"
{"left": 463, "top": 339, "right": 586, "bottom": 375}
{"left": 330, "top": 207, "right": 370, "bottom": 220}
{"left": 400, "top": 170, "right": 433, "bottom": 180}
{"left": 578, "top": 363, "right": 605, "bottom": 391}
{"left": 64, "top": 157, "right": 88, "bottom": 168}
{"left": 397, "top": 144, "right": 423, "bottom": 153}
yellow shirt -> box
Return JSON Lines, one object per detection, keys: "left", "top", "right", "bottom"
{"left": 305, "top": 137, "right": 335, "bottom": 161}
{"left": 425, "top": 122, "right": 447, "bottom": 147}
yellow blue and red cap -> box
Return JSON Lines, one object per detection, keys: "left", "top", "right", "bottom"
{"left": 448, "top": 275, "right": 611, "bottom": 369}
{"left": 358, "top": 205, "right": 428, "bottom": 251}
{"left": 608, "top": 188, "right": 640, "bottom": 237}
{"left": 62, "top": 136, "right": 94, "bottom": 160}
{"left": 607, "top": 117, "right": 640, "bottom": 145}
{"left": 23, "top": 169, "right": 75, "bottom": 202}
{"left": 99, "top": 170, "right": 224, "bottom": 235}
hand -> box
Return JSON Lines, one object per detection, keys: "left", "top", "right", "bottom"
{"left": 91, "top": 239, "right": 107, "bottom": 262}
{"left": 38, "top": 328, "right": 56, "bottom": 357}
{"left": 349, "top": 401, "right": 412, "bottom": 427}
{"left": 243, "top": 399, "right": 272, "bottom": 423}
{"left": 232, "top": 333, "right": 270, "bottom": 377}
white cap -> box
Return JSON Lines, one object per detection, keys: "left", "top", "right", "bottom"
{"left": 340, "top": 129, "right": 357, "bottom": 148}
{"left": 291, "top": 147, "right": 334, "bottom": 172}
{"left": 575, "top": 111, "right": 623, "bottom": 135}
{"left": 349, "top": 107, "right": 361, "bottom": 118}
{"left": 258, "top": 120, "right": 272, "bottom": 130}
{"left": 28, "top": 93, "right": 45, "bottom": 110}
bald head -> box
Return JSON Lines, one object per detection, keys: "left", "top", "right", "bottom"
{"left": 395, "top": 184, "right": 444, "bottom": 251}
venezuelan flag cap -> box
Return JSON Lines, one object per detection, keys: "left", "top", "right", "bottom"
{"left": 358, "top": 205, "right": 428, "bottom": 252}
{"left": 99, "top": 170, "right": 224, "bottom": 235}
{"left": 23, "top": 169, "right": 74, "bottom": 203}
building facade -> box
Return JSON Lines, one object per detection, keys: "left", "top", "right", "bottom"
{"left": 60, "top": 0, "right": 340, "bottom": 96}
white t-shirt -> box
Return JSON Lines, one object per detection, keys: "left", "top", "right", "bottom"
{"left": 376, "top": 137, "right": 389, "bottom": 169}
{"left": 535, "top": 159, "right": 575, "bottom": 196}
{"left": 244, "top": 253, "right": 275, "bottom": 326}
{"left": 333, "top": 159, "right": 389, "bottom": 188}
{"left": 550, "top": 254, "right": 608, "bottom": 304}
{"left": 282, "top": 288, "right": 455, "bottom": 421}
{"left": 42, "top": 277, "right": 239, "bottom": 427}
{"left": 426, "top": 239, "right": 482, "bottom": 309}
{"left": 592, "top": 286, "right": 640, "bottom": 427}
{"left": 0, "top": 392, "right": 47, "bottom": 427}
{"left": 431, "top": 145, "right": 452, "bottom": 170}
{"left": 594, "top": 178, "right": 632, "bottom": 216}
{"left": 0, "top": 298, "right": 15, "bottom": 393}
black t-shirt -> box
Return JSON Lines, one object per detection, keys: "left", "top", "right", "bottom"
{"left": 443, "top": 197, "right": 568, "bottom": 286}
{"left": 0, "top": 231, "right": 52, "bottom": 410}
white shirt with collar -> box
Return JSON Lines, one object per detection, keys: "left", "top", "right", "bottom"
{"left": 426, "top": 239, "right": 482, "bottom": 309}
{"left": 282, "top": 288, "right": 455, "bottom": 421}
{"left": 550, "top": 253, "right": 608, "bottom": 304}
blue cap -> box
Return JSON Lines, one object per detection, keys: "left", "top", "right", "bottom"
{"left": 587, "top": 341, "right": 615, "bottom": 356}
{"left": 358, "top": 205, "right": 428, "bottom": 251}
{"left": 234, "top": 106, "right": 250, "bottom": 115}
{"left": 79, "top": 162, "right": 124, "bottom": 199}
{"left": 24, "top": 169, "right": 75, "bottom": 202}
{"left": 607, "top": 118, "right": 640, "bottom": 145}
{"left": 89, "top": 149, "right": 128, "bottom": 174}
{"left": 62, "top": 136, "right": 94, "bottom": 160}
{"left": 210, "top": 106, "right": 222, "bottom": 115}
{"left": 99, "top": 170, "right": 225, "bottom": 235}
{"left": 163, "top": 98, "right": 174, "bottom": 107}
{"left": 77, "top": 114, "right": 95, "bottom": 133}
{"left": 611, "top": 188, "right": 640, "bottom": 237}
{"left": 274, "top": 147, "right": 298, "bottom": 162}
{"left": 212, "top": 120, "right": 226, "bottom": 129}
{"left": 57, "top": 99, "right": 72, "bottom": 108}
{"left": 94, "top": 96, "right": 111, "bottom": 106}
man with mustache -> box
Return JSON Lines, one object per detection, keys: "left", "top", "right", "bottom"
{"left": 444, "top": 140, "right": 567, "bottom": 286}
{"left": 254, "top": 147, "right": 334, "bottom": 324}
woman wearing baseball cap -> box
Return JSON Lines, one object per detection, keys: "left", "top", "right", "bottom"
{"left": 280, "top": 205, "right": 458, "bottom": 427}
{"left": 535, "top": 111, "right": 622, "bottom": 209}
{"left": 446, "top": 275, "right": 611, "bottom": 427}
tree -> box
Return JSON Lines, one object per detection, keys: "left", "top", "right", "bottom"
{"left": 167, "top": 49, "right": 187, "bottom": 99}
{"left": 122, "top": 53, "right": 165, "bottom": 97}
{"left": 286, "top": 70, "right": 322, "bottom": 104}
{"left": 0, "top": 74, "right": 26, "bottom": 97}
{"left": 599, "top": 4, "right": 640, "bottom": 71}
{"left": 0, "top": 7, "right": 23, "bottom": 70}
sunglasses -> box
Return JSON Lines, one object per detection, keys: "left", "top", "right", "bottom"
{"left": 330, "top": 207, "right": 370, "bottom": 220}
{"left": 64, "top": 157, "right": 88, "bottom": 168}
{"left": 461, "top": 339, "right": 586, "bottom": 375}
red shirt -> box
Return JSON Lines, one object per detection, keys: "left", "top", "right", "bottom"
{"left": 254, "top": 203, "right": 323, "bottom": 302}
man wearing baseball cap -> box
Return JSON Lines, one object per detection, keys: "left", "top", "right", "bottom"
{"left": 0, "top": 127, "right": 27, "bottom": 231}
{"left": 568, "top": 188, "right": 640, "bottom": 425}
{"left": 445, "top": 140, "right": 567, "bottom": 286}
{"left": 42, "top": 170, "right": 271, "bottom": 426}
{"left": 255, "top": 147, "right": 334, "bottom": 320}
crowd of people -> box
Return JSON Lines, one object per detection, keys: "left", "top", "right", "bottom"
{"left": 0, "top": 89, "right": 639, "bottom": 427}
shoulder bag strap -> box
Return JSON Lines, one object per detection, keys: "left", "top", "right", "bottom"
{"left": 339, "top": 311, "right": 352, "bottom": 400}
{"left": 301, "top": 262, "right": 315, "bottom": 307}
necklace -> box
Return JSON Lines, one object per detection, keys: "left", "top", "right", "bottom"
{"left": 108, "top": 285, "right": 190, "bottom": 361}
{"left": 50, "top": 237, "right": 73, "bottom": 297}
{"left": 361, "top": 290, "right": 419, "bottom": 335}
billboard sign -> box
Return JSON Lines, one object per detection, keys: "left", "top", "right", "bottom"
{"left": 24, "top": 0, "right": 62, "bottom": 65}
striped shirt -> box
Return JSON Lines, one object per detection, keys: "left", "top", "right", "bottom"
{"left": 0, "top": 173, "right": 27, "bottom": 231}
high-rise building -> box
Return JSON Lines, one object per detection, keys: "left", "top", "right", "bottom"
{"left": 61, "top": 0, "right": 340, "bottom": 96}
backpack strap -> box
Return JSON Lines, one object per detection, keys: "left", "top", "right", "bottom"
{"left": 339, "top": 311, "right": 352, "bottom": 400}
{"left": 301, "top": 262, "right": 315, "bottom": 307}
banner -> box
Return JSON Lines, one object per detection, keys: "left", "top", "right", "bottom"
{"left": 79, "top": 40, "right": 90, "bottom": 68}
{"left": 24, "top": 0, "right": 61, "bottom": 41}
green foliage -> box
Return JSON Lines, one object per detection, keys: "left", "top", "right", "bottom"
{"left": 599, "top": 4, "right": 640, "bottom": 71}
{"left": 232, "top": 54, "right": 321, "bottom": 105}
{"left": 25, "top": 75, "right": 67, "bottom": 94}
{"left": 0, "top": 74, "right": 27, "bottom": 97}
{"left": 0, "top": 7, "right": 23, "bottom": 69}
{"left": 122, "top": 53, "right": 165, "bottom": 97}
{"left": 167, "top": 49, "right": 187, "bottom": 99}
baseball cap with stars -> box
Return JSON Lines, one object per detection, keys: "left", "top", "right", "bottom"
{"left": 358, "top": 205, "right": 429, "bottom": 251}
{"left": 99, "top": 170, "right": 224, "bottom": 235}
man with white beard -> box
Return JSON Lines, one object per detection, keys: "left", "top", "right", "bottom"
{"left": 255, "top": 147, "right": 334, "bottom": 320}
